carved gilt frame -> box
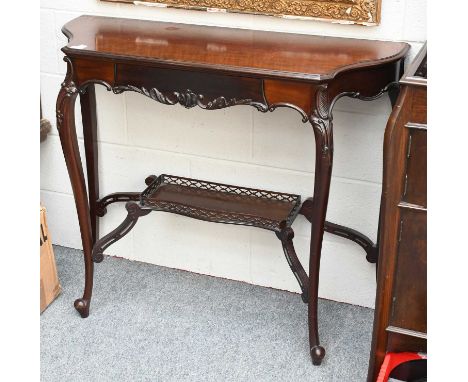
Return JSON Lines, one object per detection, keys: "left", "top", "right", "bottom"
{"left": 103, "top": 0, "right": 382, "bottom": 25}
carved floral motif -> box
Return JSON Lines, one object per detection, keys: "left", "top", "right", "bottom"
{"left": 112, "top": 85, "right": 269, "bottom": 112}
{"left": 310, "top": 85, "right": 332, "bottom": 156}
{"left": 56, "top": 80, "right": 78, "bottom": 131}
{"left": 310, "top": 82, "right": 398, "bottom": 156}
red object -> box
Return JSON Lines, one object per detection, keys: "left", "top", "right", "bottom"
{"left": 377, "top": 352, "right": 426, "bottom": 382}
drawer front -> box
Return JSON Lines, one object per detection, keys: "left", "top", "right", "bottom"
{"left": 115, "top": 63, "right": 266, "bottom": 108}
{"left": 402, "top": 126, "right": 427, "bottom": 207}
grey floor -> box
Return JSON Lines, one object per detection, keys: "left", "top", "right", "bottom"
{"left": 41, "top": 246, "right": 374, "bottom": 382}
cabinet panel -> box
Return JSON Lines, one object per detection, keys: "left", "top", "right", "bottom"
{"left": 402, "top": 128, "right": 427, "bottom": 207}
{"left": 410, "top": 87, "right": 427, "bottom": 124}
{"left": 386, "top": 329, "right": 426, "bottom": 353}
{"left": 389, "top": 208, "right": 427, "bottom": 333}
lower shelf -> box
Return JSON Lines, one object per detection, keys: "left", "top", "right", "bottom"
{"left": 94, "top": 174, "right": 379, "bottom": 264}
{"left": 92, "top": 172, "right": 377, "bottom": 332}
{"left": 140, "top": 174, "right": 302, "bottom": 232}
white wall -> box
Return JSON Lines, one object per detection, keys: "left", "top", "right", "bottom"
{"left": 40, "top": 0, "right": 426, "bottom": 308}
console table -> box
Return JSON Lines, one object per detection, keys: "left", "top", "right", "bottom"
{"left": 56, "top": 15, "right": 409, "bottom": 365}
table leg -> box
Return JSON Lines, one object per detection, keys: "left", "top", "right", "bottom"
{"left": 80, "top": 84, "right": 99, "bottom": 244}
{"left": 308, "top": 111, "right": 334, "bottom": 365}
{"left": 57, "top": 66, "right": 94, "bottom": 318}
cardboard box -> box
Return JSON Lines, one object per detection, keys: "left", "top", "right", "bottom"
{"left": 40, "top": 206, "right": 61, "bottom": 313}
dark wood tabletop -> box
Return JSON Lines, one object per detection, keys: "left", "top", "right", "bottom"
{"left": 62, "top": 15, "right": 408, "bottom": 81}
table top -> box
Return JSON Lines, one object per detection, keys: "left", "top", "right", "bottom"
{"left": 62, "top": 15, "right": 409, "bottom": 81}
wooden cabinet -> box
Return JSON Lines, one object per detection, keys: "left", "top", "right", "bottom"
{"left": 367, "top": 43, "right": 427, "bottom": 381}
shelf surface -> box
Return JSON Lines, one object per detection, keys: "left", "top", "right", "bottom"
{"left": 141, "top": 175, "right": 301, "bottom": 232}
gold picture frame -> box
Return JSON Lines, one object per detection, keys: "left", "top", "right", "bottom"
{"left": 104, "top": 0, "right": 382, "bottom": 25}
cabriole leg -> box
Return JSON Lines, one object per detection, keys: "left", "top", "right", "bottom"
{"left": 56, "top": 60, "right": 94, "bottom": 318}
{"left": 307, "top": 110, "right": 334, "bottom": 366}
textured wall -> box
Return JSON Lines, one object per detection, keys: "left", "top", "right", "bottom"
{"left": 40, "top": 0, "right": 426, "bottom": 308}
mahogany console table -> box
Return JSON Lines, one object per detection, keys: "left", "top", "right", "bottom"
{"left": 56, "top": 15, "right": 409, "bottom": 365}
